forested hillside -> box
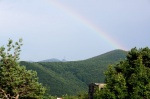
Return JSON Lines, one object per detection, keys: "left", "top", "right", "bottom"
{"left": 20, "top": 49, "right": 127, "bottom": 96}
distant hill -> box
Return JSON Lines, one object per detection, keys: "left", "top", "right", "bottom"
{"left": 39, "top": 58, "right": 61, "bottom": 62}
{"left": 20, "top": 49, "right": 127, "bottom": 96}
{"left": 39, "top": 58, "right": 67, "bottom": 62}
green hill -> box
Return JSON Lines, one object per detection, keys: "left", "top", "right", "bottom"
{"left": 20, "top": 49, "right": 127, "bottom": 96}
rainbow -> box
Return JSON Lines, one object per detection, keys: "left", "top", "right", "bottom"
{"left": 46, "top": 0, "right": 127, "bottom": 50}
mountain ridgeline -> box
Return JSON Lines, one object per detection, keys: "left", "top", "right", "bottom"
{"left": 20, "top": 49, "right": 127, "bottom": 96}
{"left": 38, "top": 58, "right": 67, "bottom": 62}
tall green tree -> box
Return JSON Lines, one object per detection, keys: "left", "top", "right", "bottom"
{"left": 0, "top": 39, "right": 46, "bottom": 99}
{"left": 95, "top": 47, "right": 150, "bottom": 99}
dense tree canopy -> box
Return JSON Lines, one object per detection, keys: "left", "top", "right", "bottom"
{"left": 95, "top": 47, "right": 150, "bottom": 99}
{"left": 0, "top": 39, "right": 46, "bottom": 99}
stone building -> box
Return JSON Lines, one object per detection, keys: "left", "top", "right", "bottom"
{"left": 88, "top": 83, "right": 106, "bottom": 99}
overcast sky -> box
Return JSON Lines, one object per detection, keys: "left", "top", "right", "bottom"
{"left": 0, "top": 0, "right": 150, "bottom": 61}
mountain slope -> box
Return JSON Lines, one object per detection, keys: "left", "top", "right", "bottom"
{"left": 86, "top": 49, "right": 127, "bottom": 62}
{"left": 20, "top": 61, "right": 87, "bottom": 96}
{"left": 20, "top": 49, "right": 127, "bottom": 96}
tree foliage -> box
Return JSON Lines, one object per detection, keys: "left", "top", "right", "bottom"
{"left": 0, "top": 39, "right": 46, "bottom": 99}
{"left": 95, "top": 47, "right": 150, "bottom": 99}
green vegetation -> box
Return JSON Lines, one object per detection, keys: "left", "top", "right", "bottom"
{"left": 2, "top": 39, "right": 149, "bottom": 98}
{"left": 0, "top": 39, "right": 46, "bottom": 99}
{"left": 20, "top": 49, "right": 127, "bottom": 96}
{"left": 95, "top": 47, "right": 150, "bottom": 99}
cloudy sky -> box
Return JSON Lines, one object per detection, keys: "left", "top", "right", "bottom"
{"left": 0, "top": 0, "right": 150, "bottom": 61}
